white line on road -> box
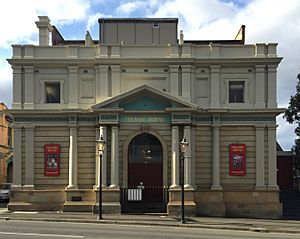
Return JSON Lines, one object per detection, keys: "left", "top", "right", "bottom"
{"left": 0, "top": 231, "right": 84, "bottom": 238}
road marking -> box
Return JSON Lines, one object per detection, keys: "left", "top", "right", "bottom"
{"left": 0, "top": 231, "right": 84, "bottom": 238}
{"left": 13, "top": 211, "right": 39, "bottom": 214}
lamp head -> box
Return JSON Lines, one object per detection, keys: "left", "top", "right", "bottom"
{"left": 179, "top": 136, "right": 189, "bottom": 154}
{"left": 97, "top": 135, "right": 106, "bottom": 153}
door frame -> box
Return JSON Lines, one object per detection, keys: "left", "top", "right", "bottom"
{"left": 123, "top": 130, "right": 168, "bottom": 189}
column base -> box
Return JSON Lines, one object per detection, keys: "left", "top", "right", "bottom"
{"left": 255, "top": 185, "right": 267, "bottom": 191}
{"left": 23, "top": 185, "right": 34, "bottom": 190}
{"left": 184, "top": 184, "right": 194, "bottom": 190}
{"left": 11, "top": 185, "right": 22, "bottom": 191}
{"left": 210, "top": 185, "right": 223, "bottom": 190}
{"left": 268, "top": 185, "right": 279, "bottom": 191}
{"left": 169, "top": 184, "right": 180, "bottom": 189}
{"left": 65, "top": 185, "right": 78, "bottom": 190}
{"left": 108, "top": 185, "right": 119, "bottom": 190}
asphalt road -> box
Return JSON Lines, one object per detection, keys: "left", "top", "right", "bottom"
{"left": 0, "top": 220, "right": 299, "bottom": 239}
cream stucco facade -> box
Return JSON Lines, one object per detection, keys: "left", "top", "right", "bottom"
{"left": 7, "top": 16, "right": 283, "bottom": 218}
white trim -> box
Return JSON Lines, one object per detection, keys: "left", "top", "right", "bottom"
{"left": 224, "top": 78, "right": 249, "bottom": 107}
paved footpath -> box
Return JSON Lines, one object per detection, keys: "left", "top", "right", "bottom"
{"left": 1, "top": 209, "right": 300, "bottom": 234}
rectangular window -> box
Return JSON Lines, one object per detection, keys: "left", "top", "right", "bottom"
{"left": 152, "top": 22, "right": 159, "bottom": 28}
{"left": 229, "top": 81, "right": 244, "bottom": 103}
{"left": 8, "top": 127, "right": 12, "bottom": 149}
{"left": 45, "top": 83, "right": 60, "bottom": 103}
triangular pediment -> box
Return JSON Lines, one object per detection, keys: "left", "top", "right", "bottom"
{"left": 91, "top": 85, "right": 197, "bottom": 111}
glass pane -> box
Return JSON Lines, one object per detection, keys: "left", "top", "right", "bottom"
{"left": 229, "top": 82, "right": 244, "bottom": 103}
{"left": 46, "top": 83, "right": 60, "bottom": 103}
{"left": 129, "top": 134, "right": 162, "bottom": 163}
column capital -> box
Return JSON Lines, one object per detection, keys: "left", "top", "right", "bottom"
{"left": 255, "top": 124, "right": 266, "bottom": 129}
{"left": 210, "top": 65, "right": 221, "bottom": 72}
{"left": 169, "top": 65, "right": 179, "bottom": 71}
{"left": 23, "top": 66, "right": 34, "bottom": 73}
{"left": 255, "top": 65, "right": 266, "bottom": 72}
{"left": 68, "top": 65, "right": 79, "bottom": 73}
{"left": 96, "top": 65, "right": 109, "bottom": 72}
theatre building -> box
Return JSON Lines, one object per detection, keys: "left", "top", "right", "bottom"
{"left": 7, "top": 16, "right": 283, "bottom": 218}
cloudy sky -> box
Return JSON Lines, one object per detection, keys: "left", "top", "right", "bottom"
{"left": 0, "top": 0, "right": 299, "bottom": 150}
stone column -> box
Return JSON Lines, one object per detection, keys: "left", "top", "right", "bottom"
{"left": 68, "top": 66, "right": 79, "bottom": 108}
{"left": 267, "top": 65, "right": 277, "bottom": 108}
{"left": 268, "top": 125, "right": 279, "bottom": 190}
{"left": 111, "top": 65, "right": 121, "bottom": 96}
{"left": 255, "top": 65, "right": 266, "bottom": 108}
{"left": 67, "top": 127, "right": 78, "bottom": 189}
{"left": 23, "top": 126, "right": 35, "bottom": 189}
{"left": 255, "top": 125, "right": 266, "bottom": 190}
{"left": 181, "top": 65, "right": 191, "bottom": 101}
{"left": 169, "top": 65, "right": 179, "bottom": 96}
{"left": 12, "top": 66, "right": 22, "bottom": 109}
{"left": 95, "top": 126, "right": 108, "bottom": 189}
{"left": 12, "top": 126, "right": 22, "bottom": 190}
{"left": 109, "top": 126, "right": 119, "bottom": 189}
{"left": 24, "top": 66, "right": 34, "bottom": 109}
{"left": 210, "top": 66, "right": 220, "bottom": 108}
{"left": 211, "top": 125, "right": 223, "bottom": 190}
{"left": 184, "top": 126, "right": 193, "bottom": 189}
{"left": 170, "top": 126, "right": 179, "bottom": 188}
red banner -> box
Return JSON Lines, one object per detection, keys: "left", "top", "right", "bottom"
{"left": 44, "top": 144, "right": 60, "bottom": 176}
{"left": 230, "top": 144, "right": 246, "bottom": 176}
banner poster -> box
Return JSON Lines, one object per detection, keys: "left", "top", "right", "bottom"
{"left": 229, "top": 144, "right": 246, "bottom": 176}
{"left": 44, "top": 144, "right": 60, "bottom": 176}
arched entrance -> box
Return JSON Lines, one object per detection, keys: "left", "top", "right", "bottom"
{"left": 125, "top": 133, "right": 165, "bottom": 213}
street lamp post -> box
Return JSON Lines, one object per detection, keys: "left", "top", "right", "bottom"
{"left": 179, "top": 136, "right": 188, "bottom": 224}
{"left": 96, "top": 134, "right": 106, "bottom": 220}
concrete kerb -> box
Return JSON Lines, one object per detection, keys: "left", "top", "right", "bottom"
{"left": 1, "top": 213, "right": 300, "bottom": 234}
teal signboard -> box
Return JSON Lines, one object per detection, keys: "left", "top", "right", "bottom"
{"left": 120, "top": 115, "right": 171, "bottom": 123}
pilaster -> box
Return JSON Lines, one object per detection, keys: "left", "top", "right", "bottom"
{"left": 98, "top": 65, "right": 109, "bottom": 98}
{"left": 169, "top": 65, "right": 179, "bottom": 96}
{"left": 66, "top": 126, "right": 78, "bottom": 189}
{"left": 23, "top": 125, "right": 35, "bottom": 189}
{"left": 267, "top": 65, "right": 277, "bottom": 108}
{"left": 268, "top": 125, "right": 279, "bottom": 190}
{"left": 255, "top": 125, "right": 266, "bottom": 190}
{"left": 68, "top": 66, "right": 79, "bottom": 108}
{"left": 210, "top": 66, "right": 220, "bottom": 108}
{"left": 12, "top": 126, "right": 22, "bottom": 190}
{"left": 170, "top": 126, "right": 179, "bottom": 188}
{"left": 12, "top": 66, "right": 22, "bottom": 109}
{"left": 255, "top": 65, "right": 266, "bottom": 108}
{"left": 181, "top": 65, "right": 191, "bottom": 101}
{"left": 111, "top": 65, "right": 121, "bottom": 96}
{"left": 23, "top": 66, "right": 34, "bottom": 109}
{"left": 184, "top": 126, "right": 193, "bottom": 189}
{"left": 109, "top": 126, "right": 119, "bottom": 189}
{"left": 211, "top": 124, "right": 222, "bottom": 190}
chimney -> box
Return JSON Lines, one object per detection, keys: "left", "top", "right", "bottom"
{"left": 35, "top": 16, "right": 53, "bottom": 46}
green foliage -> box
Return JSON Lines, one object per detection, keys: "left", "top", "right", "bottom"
{"left": 284, "top": 74, "right": 300, "bottom": 169}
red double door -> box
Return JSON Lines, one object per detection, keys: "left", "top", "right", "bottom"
{"left": 128, "top": 133, "right": 163, "bottom": 205}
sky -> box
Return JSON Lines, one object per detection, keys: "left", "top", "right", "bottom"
{"left": 0, "top": 0, "right": 299, "bottom": 150}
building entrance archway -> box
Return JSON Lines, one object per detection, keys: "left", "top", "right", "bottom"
{"left": 124, "top": 133, "right": 166, "bottom": 213}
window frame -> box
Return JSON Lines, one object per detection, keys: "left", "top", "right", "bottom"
{"left": 224, "top": 79, "right": 249, "bottom": 106}
{"left": 229, "top": 81, "right": 245, "bottom": 103}
{"left": 40, "top": 79, "right": 64, "bottom": 105}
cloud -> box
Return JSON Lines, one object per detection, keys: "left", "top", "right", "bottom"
{"left": 0, "top": 0, "right": 90, "bottom": 48}
{"left": 0, "top": 62, "right": 12, "bottom": 107}
{"left": 115, "top": 1, "right": 147, "bottom": 16}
